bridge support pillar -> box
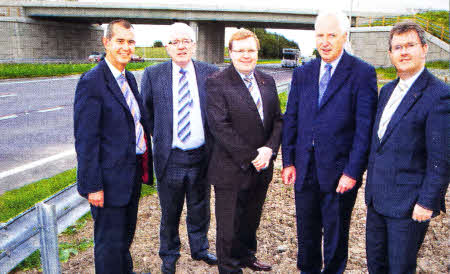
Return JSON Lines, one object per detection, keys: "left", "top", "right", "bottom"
{"left": 191, "top": 21, "right": 224, "bottom": 64}
{"left": 0, "top": 19, "right": 103, "bottom": 63}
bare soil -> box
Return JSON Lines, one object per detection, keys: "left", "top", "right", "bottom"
{"left": 18, "top": 154, "right": 449, "bottom": 274}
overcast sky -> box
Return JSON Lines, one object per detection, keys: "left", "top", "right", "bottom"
{"left": 92, "top": 0, "right": 448, "bottom": 55}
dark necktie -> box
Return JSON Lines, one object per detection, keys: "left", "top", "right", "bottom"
{"left": 318, "top": 63, "right": 332, "bottom": 106}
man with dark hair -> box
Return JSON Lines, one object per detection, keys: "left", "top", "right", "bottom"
{"left": 365, "top": 21, "right": 449, "bottom": 273}
{"left": 141, "top": 22, "right": 218, "bottom": 274}
{"left": 207, "top": 28, "right": 282, "bottom": 274}
{"left": 74, "top": 19, "right": 152, "bottom": 273}
{"left": 282, "top": 10, "right": 378, "bottom": 273}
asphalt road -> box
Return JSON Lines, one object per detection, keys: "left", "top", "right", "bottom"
{"left": 0, "top": 64, "right": 293, "bottom": 194}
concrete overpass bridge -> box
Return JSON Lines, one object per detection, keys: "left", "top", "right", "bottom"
{"left": 1, "top": 0, "right": 381, "bottom": 63}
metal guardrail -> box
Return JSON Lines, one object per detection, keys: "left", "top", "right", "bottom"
{"left": 277, "top": 81, "right": 291, "bottom": 94}
{"left": 0, "top": 183, "right": 89, "bottom": 273}
{"left": 0, "top": 80, "right": 291, "bottom": 273}
{"left": 355, "top": 15, "right": 449, "bottom": 43}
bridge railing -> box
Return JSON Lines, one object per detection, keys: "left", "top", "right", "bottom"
{"left": 355, "top": 15, "right": 449, "bottom": 43}
{"left": 0, "top": 81, "right": 291, "bottom": 273}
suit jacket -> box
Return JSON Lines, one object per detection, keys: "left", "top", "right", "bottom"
{"left": 74, "top": 60, "right": 153, "bottom": 207}
{"left": 206, "top": 64, "right": 283, "bottom": 190}
{"left": 141, "top": 60, "right": 218, "bottom": 181}
{"left": 365, "top": 68, "right": 450, "bottom": 218}
{"left": 282, "top": 51, "right": 378, "bottom": 192}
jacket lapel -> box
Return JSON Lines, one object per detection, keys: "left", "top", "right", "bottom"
{"left": 226, "top": 65, "right": 265, "bottom": 128}
{"left": 102, "top": 60, "right": 131, "bottom": 115}
{"left": 374, "top": 79, "right": 398, "bottom": 149}
{"left": 379, "top": 69, "right": 429, "bottom": 146}
{"left": 193, "top": 61, "right": 207, "bottom": 125}
{"left": 318, "top": 51, "right": 352, "bottom": 110}
{"left": 310, "top": 59, "right": 321, "bottom": 111}
{"left": 254, "top": 70, "right": 269, "bottom": 128}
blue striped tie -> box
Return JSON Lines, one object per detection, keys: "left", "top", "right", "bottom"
{"left": 318, "top": 63, "right": 332, "bottom": 106}
{"left": 117, "top": 73, "right": 146, "bottom": 154}
{"left": 177, "top": 68, "right": 193, "bottom": 142}
{"left": 244, "top": 75, "right": 263, "bottom": 121}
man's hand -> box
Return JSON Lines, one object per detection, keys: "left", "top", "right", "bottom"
{"left": 88, "top": 190, "right": 104, "bottom": 207}
{"left": 252, "top": 147, "right": 273, "bottom": 171}
{"left": 412, "top": 204, "right": 432, "bottom": 222}
{"left": 282, "top": 166, "right": 296, "bottom": 185}
{"left": 336, "top": 174, "right": 356, "bottom": 193}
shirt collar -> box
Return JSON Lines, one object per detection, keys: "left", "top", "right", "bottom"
{"left": 172, "top": 60, "right": 194, "bottom": 76}
{"left": 399, "top": 67, "right": 425, "bottom": 90}
{"left": 320, "top": 49, "right": 344, "bottom": 72}
{"left": 236, "top": 69, "right": 255, "bottom": 82}
{"left": 105, "top": 58, "right": 125, "bottom": 79}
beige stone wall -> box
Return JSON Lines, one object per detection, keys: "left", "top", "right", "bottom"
{"left": 0, "top": 18, "right": 103, "bottom": 63}
{"left": 350, "top": 26, "right": 449, "bottom": 67}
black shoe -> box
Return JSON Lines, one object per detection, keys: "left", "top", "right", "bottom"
{"left": 241, "top": 260, "right": 272, "bottom": 272}
{"left": 193, "top": 252, "right": 218, "bottom": 265}
{"left": 161, "top": 263, "right": 176, "bottom": 274}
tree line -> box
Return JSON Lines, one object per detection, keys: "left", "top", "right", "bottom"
{"left": 151, "top": 28, "right": 299, "bottom": 59}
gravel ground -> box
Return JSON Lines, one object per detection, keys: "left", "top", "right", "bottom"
{"left": 16, "top": 151, "right": 448, "bottom": 274}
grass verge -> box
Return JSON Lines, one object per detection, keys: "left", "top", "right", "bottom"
{"left": 0, "top": 62, "right": 156, "bottom": 79}
{"left": 2, "top": 167, "right": 156, "bottom": 272}
{"left": 0, "top": 169, "right": 77, "bottom": 223}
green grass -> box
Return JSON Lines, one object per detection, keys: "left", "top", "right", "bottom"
{"left": 376, "top": 66, "right": 397, "bottom": 80}
{"left": 0, "top": 62, "right": 156, "bottom": 79}
{"left": 135, "top": 47, "right": 169, "bottom": 58}
{"left": 0, "top": 169, "right": 77, "bottom": 222}
{"left": 426, "top": 60, "right": 449, "bottom": 70}
{"left": 2, "top": 168, "right": 156, "bottom": 272}
{"left": 375, "top": 60, "right": 449, "bottom": 81}
{"left": 0, "top": 170, "right": 156, "bottom": 223}
{"left": 279, "top": 91, "right": 288, "bottom": 113}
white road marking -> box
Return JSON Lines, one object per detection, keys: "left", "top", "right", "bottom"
{"left": 0, "top": 114, "right": 18, "bottom": 120}
{"left": 0, "top": 76, "right": 80, "bottom": 85}
{"left": 0, "top": 149, "right": 76, "bottom": 180}
{"left": 37, "top": 106, "right": 64, "bottom": 113}
{"left": 0, "top": 93, "right": 17, "bottom": 98}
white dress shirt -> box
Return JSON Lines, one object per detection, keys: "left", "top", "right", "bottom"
{"left": 171, "top": 61, "right": 205, "bottom": 150}
{"left": 319, "top": 50, "right": 344, "bottom": 81}
{"left": 377, "top": 67, "right": 424, "bottom": 139}
{"left": 237, "top": 70, "right": 264, "bottom": 121}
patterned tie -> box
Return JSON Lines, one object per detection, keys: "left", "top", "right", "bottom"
{"left": 318, "top": 63, "right": 332, "bottom": 106}
{"left": 244, "top": 75, "right": 264, "bottom": 121}
{"left": 377, "top": 81, "right": 408, "bottom": 139}
{"left": 117, "top": 73, "right": 146, "bottom": 154}
{"left": 177, "top": 68, "right": 193, "bottom": 142}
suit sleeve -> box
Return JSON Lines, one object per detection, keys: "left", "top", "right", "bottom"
{"left": 418, "top": 91, "right": 450, "bottom": 211}
{"left": 264, "top": 77, "right": 283, "bottom": 157}
{"left": 281, "top": 69, "right": 299, "bottom": 167}
{"left": 206, "top": 77, "right": 258, "bottom": 170}
{"left": 74, "top": 76, "right": 103, "bottom": 196}
{"left": 344, "top": 66, "right": 378, "bottom": 180}
{"left": 140, "top": 67, "right": 154, "bottom": 136}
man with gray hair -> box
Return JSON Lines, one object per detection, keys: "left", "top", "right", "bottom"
{"left": 141, "top": 22, "right": 218, "bottom": 274}
{"left": 282, "top": 10, "right": 378, "bottom": 273}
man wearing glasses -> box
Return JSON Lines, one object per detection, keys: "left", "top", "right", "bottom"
{"left": 206, "top": 29, "right": 282, "bottom": 273}
{"left": 365, "top": 21, "right": 449, "bottom": 273}
{"left": 141, "top": 22, "right": 218, "bottom": 274}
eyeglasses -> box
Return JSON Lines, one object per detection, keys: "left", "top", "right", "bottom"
{"left": 391, "top": 42, "right": 420, "bottom": 53}
{"left": 168, "top": 39, "right": 193, "bottom": 46}
{"left": 231, "top": 49, "right": 258, "bottom": 55}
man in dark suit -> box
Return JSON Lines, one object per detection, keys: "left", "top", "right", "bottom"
{"left": 74, "top": 19, "right": 152, "bottom": 274}
{"left": 141, "top": 22, "right": 218, "bottom": 274}
{"left": 282, "top": 10, "right": 378, "bottom": 273}
{"left": 206, "top": 29, "right": 283, "bottom": 274}
{"left": 365, "top": 21, "right": 449, "bottom": 273}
